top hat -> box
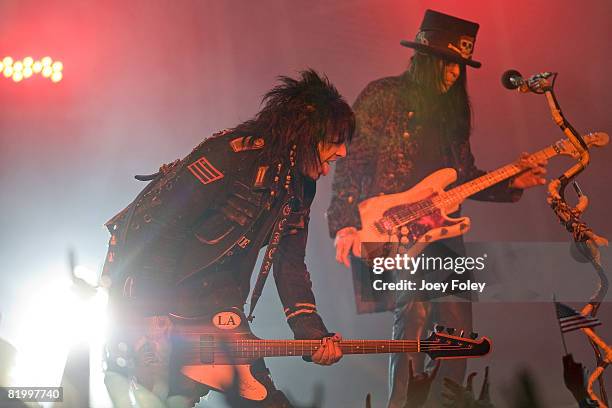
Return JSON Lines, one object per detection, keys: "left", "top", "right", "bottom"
{"left": 400, "top": 9, "right": 482, "bottom": 68}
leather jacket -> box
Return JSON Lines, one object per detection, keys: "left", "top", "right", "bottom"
{"left": 327, "top": 71, "right": 522, "bottom": 238}
{"left": 103, "top": 130, "right": 327, "bottom": 339}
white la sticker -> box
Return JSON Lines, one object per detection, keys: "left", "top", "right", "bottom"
{"left": 212, "top": 311, "right": 242, "bottom": 330}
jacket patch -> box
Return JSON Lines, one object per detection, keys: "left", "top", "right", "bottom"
{"left": 237, "top": 236, "right": 251, "bottom": 248}
{"left": 188, "top": 156, "right": 224, "bottom": 185}
{"left": 230, "top": 136, "right": 265, "bottom": 152}
{"left": 254, "top": 166, "right": 269, "bottom": 188}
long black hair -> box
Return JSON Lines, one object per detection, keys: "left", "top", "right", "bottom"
{"left": 231, "top": 69, "right": 355, "bottom": 172}
{"left": 404, "top": 52, "right": 472, "bottom": 141}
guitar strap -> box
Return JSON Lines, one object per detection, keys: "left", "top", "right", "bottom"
{"left": 246, "top": 198, "right": 293, "bottom": 322}
{"left": 247, "top": 144, "right": 299, "bottom": 322}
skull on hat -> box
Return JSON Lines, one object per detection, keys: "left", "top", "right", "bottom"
{"left": 415, "top": 31, "right": 429, "bottom": 46}
{"left": 458, "top": 36, "right": 474, "bottom": 58}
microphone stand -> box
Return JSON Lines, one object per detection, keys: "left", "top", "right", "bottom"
{"left": 537, "top": 74, "right": 610, "bottom": 407}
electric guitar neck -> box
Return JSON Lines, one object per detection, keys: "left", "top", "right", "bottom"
{"left": 448, "top": 132, "right": 609, "bottom": 202}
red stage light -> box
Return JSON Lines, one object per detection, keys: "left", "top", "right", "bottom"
{"left": 51, "top": 71, "right": 63, "bottom": 83}
{"left": 1, "top": 56, "right": 63, "bottom": 82}
{"left": 23, "top": 66, "right": 33, "bottom": 78}
{"left": 42, "top": 65, "right": 53, "bottom": 78}
{"left": 32, "top": 61, "right": 43, "bottom": 74}
{"left": 3, "top": 65, "right": 13, "bottom": 78}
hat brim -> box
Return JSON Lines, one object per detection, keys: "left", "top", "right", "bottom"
{"left": 400, "top": 40, "right": 482, "bottom": 68}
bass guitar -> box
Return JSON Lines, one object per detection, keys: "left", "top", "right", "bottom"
{"left": 357, "top": 132, "right": 608, "bottom": 256}
{"left": 161, "top": 308, "right": 490, "bottom": 401}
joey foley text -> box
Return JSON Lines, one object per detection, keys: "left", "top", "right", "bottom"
{"left": 370, "top": 253, "right": 488, "bottom": 293}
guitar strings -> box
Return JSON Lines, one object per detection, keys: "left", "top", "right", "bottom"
{"left": 384, "top": 146, "right": 556, "bottom": 230}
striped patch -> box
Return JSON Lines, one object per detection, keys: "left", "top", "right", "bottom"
{"left": 284, "top": 303, "right": 317, "bottom": 320}
{"left": 188, "top": 156, "right": 224, "bottom": 185}
{"left": 254, "top": 165, "right": 268, "bottom": 188}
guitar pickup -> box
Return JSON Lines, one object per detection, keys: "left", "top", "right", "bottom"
{"left": 198, "top": 335, "right": 214, "bottom": 364}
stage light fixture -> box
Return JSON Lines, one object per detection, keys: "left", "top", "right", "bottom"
{"left": 23, "top": 66, "right": 33, "bottom": 78}
{"left": 1, "top": 56, "right": 63, "bottom": 82}
{"left": 32, "top": 60, "right": 42, "bottom": 73}
{"left": 51, "top": 71, "right": 63, "bottom": 83}
{"left": 42, "top": 65, "right": 53, "bottom": 78}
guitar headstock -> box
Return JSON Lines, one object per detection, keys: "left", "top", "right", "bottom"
{"left": 424, "top": 324, "right": 491, "bottom": 360}
{"left": 555, "top": 132, "right": 609, "bottom": 158}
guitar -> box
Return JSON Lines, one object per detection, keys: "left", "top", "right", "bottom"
{"left": 141, "top": 308, "right": 490, "bottom": 401}
{"left": 357, "top": 132, "right": 609, "bottom": 256}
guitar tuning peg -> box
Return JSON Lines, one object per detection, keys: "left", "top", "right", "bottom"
{"left": 446, "top": 327, "right": 455, "bottom": 335}
{"left": 435, "top": 324, "right": 445, "bottom": 333}
{"left": 469, "top": 332, "right": 478, "bottom": 340}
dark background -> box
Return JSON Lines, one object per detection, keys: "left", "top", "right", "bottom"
{"left": 0, "top": 0, "right": 611, "bottom": 406}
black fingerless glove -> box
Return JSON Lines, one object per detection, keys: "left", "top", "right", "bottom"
{"left": 287, "top": 313, "right": 329, "bottom": 362}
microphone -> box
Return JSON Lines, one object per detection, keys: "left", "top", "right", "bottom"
{"left": 501, "top": 69, "right": 555, "bottom": 92}
{"left": 501, "top": 69, "right": 525, "bottom": 90}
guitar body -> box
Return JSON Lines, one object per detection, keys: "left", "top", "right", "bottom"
{"left": 358, "top": 168, "right": 470, "bottom": 257}
{"left": 169, "top": 309, "right": 269, "bottom": 401}
{"left": 181, "top": 364, "right": 267, "bottom": 401}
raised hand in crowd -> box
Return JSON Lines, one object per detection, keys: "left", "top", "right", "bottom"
{"left": 441, "top": 367, "right": 493, "bottom": 408}
{"left": 403, "top": 359, "right": 441, "bottom": 408}
{"left": 562, "top": 354, "right": 599, "bottom": 408}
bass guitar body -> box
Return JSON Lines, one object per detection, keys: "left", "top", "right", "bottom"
{"left": 170, "top": 310, "right": 270, "bottom": 401}
{"left": 357, "top": 168, "right": 469, "bottom": 257}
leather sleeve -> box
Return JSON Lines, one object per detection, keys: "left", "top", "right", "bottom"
{"left": 273, "top": 207, "right": 328, "bottom": 339}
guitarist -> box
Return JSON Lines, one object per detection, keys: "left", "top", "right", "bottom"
{"left": 327, "top": 10, "right": 547, "bottom": 408}
{"left": 102, "top": 70, "right": 350, "bottom": 407}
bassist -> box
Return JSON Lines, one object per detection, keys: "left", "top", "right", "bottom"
{"left": 327, "top": 10, "right": 547, "bottom": 408}
{"left": 102, "top": 70, "right": 351, "bottom": 408}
